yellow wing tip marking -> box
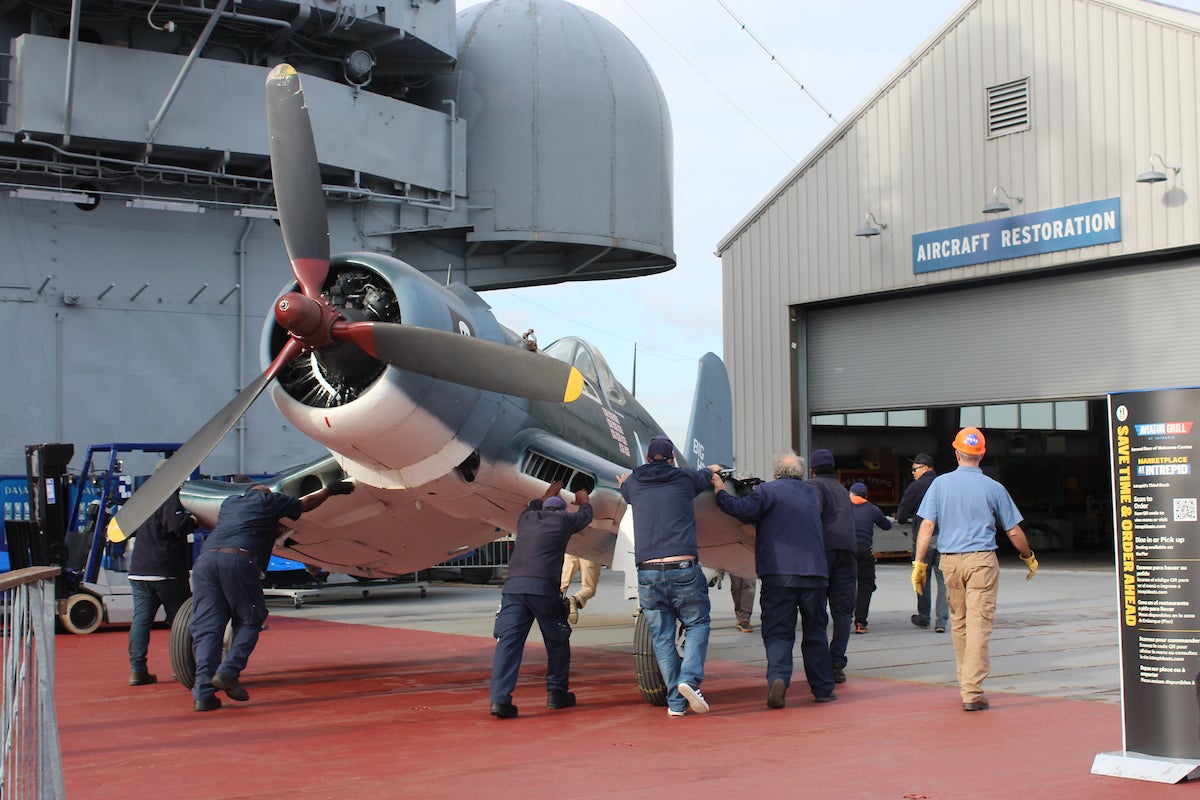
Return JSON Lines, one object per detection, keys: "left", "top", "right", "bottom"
{"left": 563, "top": 367, "right": 585, "bottom": 403}
{"left": 106, "top": 518, "right": 128, "bottom": 543}
{"left": 267, "top": 63, "right": 297, "bottom": 82}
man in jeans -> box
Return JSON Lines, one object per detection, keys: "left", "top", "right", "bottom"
{"left": 619, "top": 435, "right": 719, "bottom": 717}
{"left": 897, "top": 453, "right": 946, "bottom": 632}
{"left": 125, "top": 472, "right": 196, "bottom": 687}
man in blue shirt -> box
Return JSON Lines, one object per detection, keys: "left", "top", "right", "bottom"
{"left": 490, "top": 481, "right": 592, "bottom": 719}
{"left": 914, "top": 427, "right": 1038, "bottom": 712}
{"left": 190, "top": 479, "right": 351, "bottom": 712}
{"left": 618, "top": 435, "right": 719, "bottom": 716}
{"left": 712, "top": 451, "right": 836, "bottom": 708}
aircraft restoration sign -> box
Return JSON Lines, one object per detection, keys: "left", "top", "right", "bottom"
{"left": 912, "top": 197, "right": 1120, "bottom": 273}
{"left": 1109, "top": 388, "right": 1200, "bottom": 760}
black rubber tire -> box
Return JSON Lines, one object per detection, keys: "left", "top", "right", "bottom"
{"left": 169, "top": 596, "right": 197, "bottom": 689}
{"left": 60, "top": 592, "right": 103, "bottom": 635}
{"left": 633, "top": 612, "right": 668, "bottom": 706}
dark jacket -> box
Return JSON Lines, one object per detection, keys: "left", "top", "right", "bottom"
{"left": 620, "top": 460, "right": 712, "bottom": 563}
{"left": 504, "top": 499, "right": 594, "bottom": 595}
{"left": 715, "top": 477, "right": 827, "bottom": 580}
{"left": 805, "top": 475, "right": 857, "bottom": 553}
{"left": 128, "top": 491, "right": 195, "bottom": 579}
{"left": 850, "top": 498, "right": 892, "bottom": 549}
{"left": 201, "top": 490, "right": 304, "bottom": 570}
{"left": 897, "top": 469, "right": 937, "bottom": 537}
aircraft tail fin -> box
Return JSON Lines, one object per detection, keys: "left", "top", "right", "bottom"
{"left": 681, "top": 352, "right": 734, "bottom": 470}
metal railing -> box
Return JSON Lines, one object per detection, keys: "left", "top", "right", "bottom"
{"left": 1, "top": 566, "right": 65, "bottom": 800}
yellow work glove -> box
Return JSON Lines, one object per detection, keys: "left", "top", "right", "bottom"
{"left": 911, "top": 561, "right": 928, "bottom": 595}
{"left": 1020, "top": 550, "right": 1039, "bottom": 581}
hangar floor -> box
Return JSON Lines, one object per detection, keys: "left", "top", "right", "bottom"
{"left": 54, "top": 557, "right": 1178, "bottom": 798}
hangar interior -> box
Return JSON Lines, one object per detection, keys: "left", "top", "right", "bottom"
{"left": 716, "top": 0, "right": 1200, "bottom": 554}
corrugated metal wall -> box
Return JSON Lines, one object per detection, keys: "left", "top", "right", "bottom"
{"left": 719, "top": 0, "right": 1200, "bottom": 477}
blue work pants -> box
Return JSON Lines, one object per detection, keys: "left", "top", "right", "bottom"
{"left": 825, "top": 549, "right": 857, "bottom": 669}
{"left": 759, "top": 576, "right": 835, "bottom": 698}
{"left": 489, "top": 592, "right": 572, "bottom": 705}
{"left": 189, "top": 551, "right": 268, "bottom": 701}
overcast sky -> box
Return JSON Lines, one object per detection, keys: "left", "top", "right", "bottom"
{"left": 463, "top": 0, "right": 1199, "bottom": 445}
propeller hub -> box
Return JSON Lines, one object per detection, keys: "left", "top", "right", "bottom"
{"left": 275, "top": 291, "right": 340, "bottom": 347}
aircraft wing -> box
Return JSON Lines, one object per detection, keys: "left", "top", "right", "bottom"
{"left": 180, "top": 455, "right": 504, "bottom": 579}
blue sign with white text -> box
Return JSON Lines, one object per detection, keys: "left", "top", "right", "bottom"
{"left": 912, "top": 197, "right": 1121, "bottom": 273}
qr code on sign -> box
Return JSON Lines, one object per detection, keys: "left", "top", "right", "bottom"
{"left": 1174, "top": 497, "right": 1198, "bottom": 522}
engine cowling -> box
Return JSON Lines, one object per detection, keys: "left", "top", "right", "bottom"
{"left": 264, "top": 252, "right": 503, "bottom": 489}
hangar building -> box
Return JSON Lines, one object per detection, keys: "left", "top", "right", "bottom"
{"left": 716, "top": 0, "right": 1200, "bottom": 552}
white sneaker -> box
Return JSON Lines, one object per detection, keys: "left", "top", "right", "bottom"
{"left": 678, "top": 683, "right": 709, "bottom": 714}
{"left": 667, "top": 708, "right": 686, "bottom": 717}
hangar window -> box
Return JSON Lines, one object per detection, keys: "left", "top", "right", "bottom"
{"left": 987, "top": 77, "right": 1030, "bottom": 137}
{"left": 813, "top": 410, "right": 927, "bottom": 428}
{"left": 959, "top": 401, "right": 1088, "bottom": 431}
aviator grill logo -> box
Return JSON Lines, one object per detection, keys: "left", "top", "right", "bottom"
{"left": 1134, "top": 422, "right": 1194, "bottom": 436}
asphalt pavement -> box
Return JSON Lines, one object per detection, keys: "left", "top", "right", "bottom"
{"left": 269, "top": 551, "right": 1123, "bottom": 704}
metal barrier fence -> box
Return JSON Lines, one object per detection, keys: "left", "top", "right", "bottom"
{"left": 1, "top": 566, "right": 64, "bottom": 800}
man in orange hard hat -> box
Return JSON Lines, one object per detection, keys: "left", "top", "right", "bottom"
{"left": 911, "top": 427, "right": 1038, "bottom": 712}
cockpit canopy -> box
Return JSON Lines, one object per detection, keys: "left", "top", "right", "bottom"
{"left": 540, "top": 337, "right": 628, "bottom": 408}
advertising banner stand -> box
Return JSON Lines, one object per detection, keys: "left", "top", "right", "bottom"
{"left": 1092, "top": 388, "right": 1200, "bottom": 783}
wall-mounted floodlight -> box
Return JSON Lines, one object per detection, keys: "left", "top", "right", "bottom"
{"left": 854, "top": 212, "right": 887, "bottom": 237}
{"left": 1136, "top": 153, "right": 1181, "bottom": 184}
{"left": 982, "top": 185, "right": 1023, "bottom": 214}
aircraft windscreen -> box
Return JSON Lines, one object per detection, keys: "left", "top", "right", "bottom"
{"left": 541, "top": 337, "right": 627, "bottom": 407}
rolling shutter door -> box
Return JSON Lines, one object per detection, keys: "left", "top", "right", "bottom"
{"left": 805, "top": 258, "right": 1200, "bottom": 414}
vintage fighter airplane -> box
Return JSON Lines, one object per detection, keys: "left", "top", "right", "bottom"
{"left": 108, "top": 65, "right": 755, "bottom": 704}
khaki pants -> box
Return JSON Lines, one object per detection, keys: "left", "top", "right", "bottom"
{"left": 560, "top": 555, "right": 601, "bottom": 607}
{"left": 939, "top": 550, "right": 999, "bottom": 703}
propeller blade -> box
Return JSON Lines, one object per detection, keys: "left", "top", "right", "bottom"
{"left": 265, "top": 64, "right": 330, "bottom": 298}
{"left": 336, "top": 322, "right": 584, "bottom": 403}
{"left": 108, "top": 339, "right": 304, "bottom": 541}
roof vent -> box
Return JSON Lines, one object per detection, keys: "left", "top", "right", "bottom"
{"left": 987, "top": 77, "right": 1030, "bottom": 138}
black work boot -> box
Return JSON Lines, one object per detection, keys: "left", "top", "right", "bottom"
{"left": 489, "top": 703, "right": 518, "bottom": 719}
{"left": 129, "top": 670, "right": 158, "bottom": 686}
{"left": 546, "top": 689, "right": 576, "bottom": 710}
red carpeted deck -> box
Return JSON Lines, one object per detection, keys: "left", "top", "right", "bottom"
{"left": 55, "top": 617, "right": 1172, "bottom": 799}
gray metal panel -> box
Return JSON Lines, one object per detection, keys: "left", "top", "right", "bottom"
{"left": 805, "top": 257, "right": 1200, "bottom": 413}
{"left": 435, "top": 0, "right": 673, "bottom": 260}
{"left": 7, "top": 35, "right": 453, "bottom": 192}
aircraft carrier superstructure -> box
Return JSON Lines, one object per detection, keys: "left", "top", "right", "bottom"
{"left": 0, "top": 0, "right": 674, "bottom": 475}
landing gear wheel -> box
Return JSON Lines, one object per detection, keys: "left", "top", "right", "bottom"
{"left": 633, "top": 612, "right": 667, "bottom": 706}
{"left": 170, "top": 596, "right": 197, "bottom": 689}
{"left": 60, "top": 592, "right": 103, "bottom": 635}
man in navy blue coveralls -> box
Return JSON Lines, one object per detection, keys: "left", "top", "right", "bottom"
{"left": 806, "top": 449, "right": 857, "bottom": 684}
{"left": 618, "top": 435, "right": 720, "bottom": 717}
{"left": 712, "top": 451, "right": 836, "bottom": 707}
{"left": 190, "top": 480, "right": 351, "bottom": 712}
{"left": 489, "top": 481, "right": 592, "bottom": 719}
